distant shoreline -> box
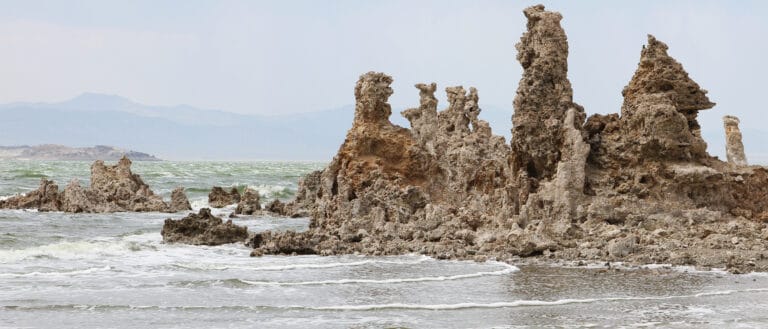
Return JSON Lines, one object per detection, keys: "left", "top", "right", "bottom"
{"left": 0, "top": 144, "right": 161, "bottom": 161}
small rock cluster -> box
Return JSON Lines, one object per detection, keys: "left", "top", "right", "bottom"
{"left": 0, "top": 156, "right": 191, "bottom": 213}
{"left": 208, "top": 186, "right": 241, "bottom": 208}
{"left": 161, "top": 208, "right": 248, "bottom": 245}
{"left": 207, "top": 186, "right": 262, "bottom": 215}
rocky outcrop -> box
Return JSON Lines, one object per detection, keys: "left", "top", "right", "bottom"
{"left": 161, "top": 208, "right": 248, "bottom": 245}
{"left": 248, "top": 70, "right": 517, "bottom": 258}
{"left": 723, "top": 115, "right": 748, "bottom": 166}
{"left": 83, "top": 157, "right": 170, "bottom": 212}
{"left": 615, "top": 35, "right": 715, "bottom": 162}
{"left": 0, "top": 156, "right": 189, "bottom": 213}
{"left": 265, "top": 199, "right": 288, "bottom": 215}
{"left": 511, "top": 4, "right": 585, "bottom": 187}
{"left": 169, "top": 187, "right": 192, "bottom": 212}
{"left": 235, "top": 188, "right": 261, "bottom": 215}
{"left": 246, "top": 4, "right": 768, "bottom": 273}
{"left": 0, "top": 179, "right": 60, "bottom": 211}
{"left": 208, "top": 187, "right": 241, "bottom": 208}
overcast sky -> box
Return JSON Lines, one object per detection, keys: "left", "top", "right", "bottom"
{"left": 1, "top": 0, "right": 766, "bottom": 133}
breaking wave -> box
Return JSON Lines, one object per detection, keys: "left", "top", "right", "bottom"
{"left": 0, "top": 234, "right": 158, "bottom": 263}
{"left": 0, "top": 265, "right": 113, "bottom": 278}
{"left": 5, "top": 288, "right": 768, "bottom": 313}
{"left": 173, "top": 255, "right": 432, "bottom": 271}
{"left": 311, "top": 288, "right": 768, "bottom": 311}
{"left": 237, "top": 263, "right": 519, "bottom": 286}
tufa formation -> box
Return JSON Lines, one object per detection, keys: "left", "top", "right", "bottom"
{"left": 162, "top": 208, "right": 249, "bottom": 245}
{"left": 250, "top": 5, "right": 768, "bottom": 273}
{"left": 723, "top": 115, "right": 748, "bottom": 166}
{"left": 0, "top": 156, "right": 191, "bottom": 213}
{"left": 208, "top": 186, "right": 241, "bottom": 208}
{"left": 235, "top": 187, "right": 262, "bottom": 215}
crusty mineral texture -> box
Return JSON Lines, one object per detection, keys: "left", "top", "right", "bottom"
{"left": 616, "top": 35, "right": 715, "bottom": 162}
{"left": 0, "top": 179, "right": 60, "bottom": 211}
{"left": 510, "top": 4, "right": 585, "bottom": 188}
{"left": 251, "top": 4, "right": 768, "bottom": 273}
{"left": 265, "top": 199, "right": 288, "bottom": 215}
{"left": 161, "top": 208, "right": 248, "bottom": 245}
{"left": 723, "top": 115, "right": 748, "bottom": 166}
{"left": 85, "top": 157, "right": 170, "bottom": 212}
{"left": 169, "top": 187, "right": 193, "bottom": 212}
{"left": 208, "top": 186, "right": 241, "bottom": 208}
{"left": 0, "top": 156, "right": 190, "bottom": 213}
{"left": 235, "top": 188, "right": 261, "bottom": 215}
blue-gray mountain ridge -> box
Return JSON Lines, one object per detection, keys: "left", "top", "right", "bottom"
{"left": 0, "top": 92, "right": 762, "bottom": 162}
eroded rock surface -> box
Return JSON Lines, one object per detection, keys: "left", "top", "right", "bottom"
{"left": 0, "top": 179, "right": 60, "bottom": 211}
{"left": 248, "top": 5, "right": 768, "bottom": 273}
{"left": 170, "top": 187, "right": 193, "bottom": 212}
{"left": 724, "top": 115, "right": 748, "bottom": 166}
{"left": 162, "top": 208, "right": 248, "bottom": 245}
{"left": 511, "top": 4, "right": 585, "bottom": 187}
{"left": 0, "top": 156, "right": 189, "bottom": 213}
{"left": 208, "top": 187, "right": 241, "bottom": 208}
{"left": 235, "top": 188, "right": 261, "bottom": 215}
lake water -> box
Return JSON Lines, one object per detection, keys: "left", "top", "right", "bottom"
{"left": 1, "top": 161, "right": 768, "bottom": 328}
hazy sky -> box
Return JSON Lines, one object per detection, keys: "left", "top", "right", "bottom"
{"left": 1, "top": 0, "right": 767, "bottom": 132}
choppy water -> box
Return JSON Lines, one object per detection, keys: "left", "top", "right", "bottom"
{"left": 1, "top": 161, "right": 768, "bottom": 328}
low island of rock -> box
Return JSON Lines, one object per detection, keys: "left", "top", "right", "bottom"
{"left": 208, "top": 186, "right": 241, "bottom": 208}
{"left": 0, "top": 156, "right": 191, "bottom": 213}
{"left": 248, "top": 5, "right": 768, "bottom": 274}
{"left": 161, "top": 208, "right": 249, "bottom": 245}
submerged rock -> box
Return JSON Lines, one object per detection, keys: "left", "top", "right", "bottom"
{"left": 161, "top": 208, "right": 248, "bottom": 245}
{"left": 0, "top": 156, "right": 190, "bottom": 213}
{"left": 235, "top": 188, "right": 261, "bottom": 215}
{"left": 248, "top": 5, "right": 768, "bottom": 272}
{"left": 208, "top": 186, "right": 241, "bottom": 208}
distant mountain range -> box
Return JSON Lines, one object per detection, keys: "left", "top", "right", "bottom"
{"left": 0, "top": 93, "right": 763, "bottom": 163}
{"left": 0, "top": 144, "right": 159, "bottom": 161}
{"left": 0, "top": 93, "right": 512, "bottom": 161}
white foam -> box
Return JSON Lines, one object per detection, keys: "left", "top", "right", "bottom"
{"left": 239, "top": 263, "right": 519, "bottom": 286}
{"left": 0, "top": 194, "right": 16, "bottom": 201}
{"left": 0, "top": 208, "right": 39, "bottom": 214}
{"left": 0, "top": 265, "right": 112, "bottom": 278}
{"left": 248, "top": 184, "right": 290, "bottom": 198}
{"left": 174, "top": 255, "right": 432, "bottom": 271}
{"left": 310, "top": 288, "right": 768, "bottom": 311}
{"left": 0, "top": 234, "right": 159, "bottom": 263}
{"left": 548, "top": 261, "right": 732, "bottom": 275}
{"left": 189, "top": 198, "right": 210, "bottom": 210}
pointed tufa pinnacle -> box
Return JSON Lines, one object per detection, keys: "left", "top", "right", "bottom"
{"left": 511, "top": 4, "right": 585, "bottom": 181}
{"left": 622, "top": 35, "right": 715, "bottom": 115}
{"left": 723, "top": 115, "right": 748, "bottom": 166}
